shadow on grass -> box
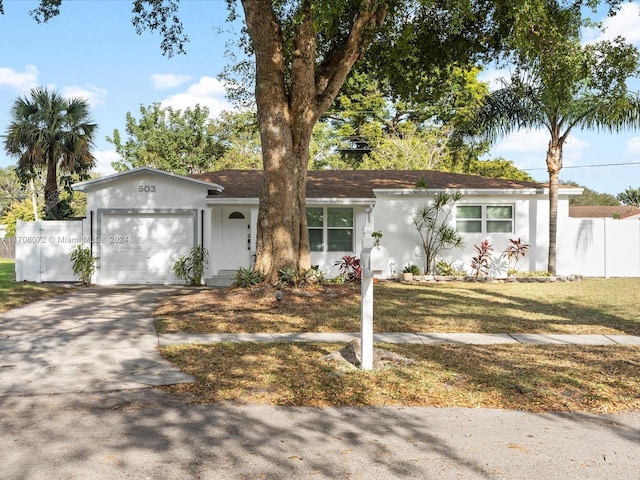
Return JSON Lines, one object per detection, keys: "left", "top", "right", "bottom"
{"left": 372, "top": 280, "right": 640, "bottom": 335}
{"left": 160, "top": 342, "right": 640, "bottom": 414}
{"left": 156, "top": 279, "right": 640, "bottom": 336}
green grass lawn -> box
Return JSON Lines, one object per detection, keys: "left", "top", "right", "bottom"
{"left": 157, "top": 279, "right": 640, "bottom": 413}
{"left": 156, "top": 278, "right": 640, "bottom": 335}
{"left": 0, "top": 259, "right": 71, "bottom": 312}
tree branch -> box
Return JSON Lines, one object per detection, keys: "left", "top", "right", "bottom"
{"left": 315, "top": 1, "right": 388, "bottom": 114}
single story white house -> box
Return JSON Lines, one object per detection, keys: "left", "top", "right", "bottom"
{"left": 19, "top": 166, "right": 577, "bottom": 285}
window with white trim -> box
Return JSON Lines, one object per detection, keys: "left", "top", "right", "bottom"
{"left": 307, "top": 207, "right": 354, "bottom": 252}
{"left": 456, "top": 205, "right": 513, "bottom": 234}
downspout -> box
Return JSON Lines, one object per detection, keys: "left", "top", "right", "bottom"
{"left": 200, "top": 209, "right": 204, "bottom": 247}
{"left": 90, "top": 210, "right": 94, "bottom": 256}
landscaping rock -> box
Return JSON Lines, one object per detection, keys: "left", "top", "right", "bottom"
{"left": 320, "top": 338, "right": 414, "bottom": 371}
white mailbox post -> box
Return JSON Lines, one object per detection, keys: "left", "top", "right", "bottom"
{"left": 360, "top": 246, "right": 374, "bottom": 370}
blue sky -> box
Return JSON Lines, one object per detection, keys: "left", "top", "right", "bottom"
{"left": 0, "top": 1, "right": 639, "bottom": 196}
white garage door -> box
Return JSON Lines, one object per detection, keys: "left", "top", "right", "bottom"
{"left": 98, "top": 212, "right": 195, "bottom": 284}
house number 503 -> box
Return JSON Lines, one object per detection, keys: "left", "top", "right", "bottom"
{"left": 138, "top": 185, "right": 156, "bottom": 192}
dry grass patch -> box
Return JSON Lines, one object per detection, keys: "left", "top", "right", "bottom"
{"left": 160, "top": 342, "right": 640, "bottom": 413}
{"left": 155, "top": 284, "right": 361, "bottom": 333}
{"left": 155, "top": 279, "right": 640, "bottom": 335}
{"left": 0, "top": 260, "right": 71, "bottom": 312}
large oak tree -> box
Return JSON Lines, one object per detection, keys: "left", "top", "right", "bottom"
{"left": 6, "top": 0, "right": 631, "bottom": 281}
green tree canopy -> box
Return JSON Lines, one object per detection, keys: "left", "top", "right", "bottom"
{"left": 324, "top": 66, "right": 490, "bottom": 171}
{"left": 3, "top": 86, "right": 96, "bottom": 219}
{"left": 467, "top": 158, "right": 534, "bottom": 182}
{"left": 617, "top": 186, "right": 640, "bottom": 206}
{"left": 561, "top": 180, "right": 620, "bottom": 206}
{"left": 107, "top": 103, "right": 224, "bottom": 175}
{"left": 0, "top": 167, "right": 25, "bottom": 216}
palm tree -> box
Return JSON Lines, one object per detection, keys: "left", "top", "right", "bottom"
{"left": 3, "top": 87, "right": 97, "bottom": 219}
{"left": 465, "top": 38, "right": 640, "bottom": 274}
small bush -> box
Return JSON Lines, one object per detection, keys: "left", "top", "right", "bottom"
{"left": 301, "top": 265, "right": 325, "bottom": 285}
{"left": 173, "top": 245, "right": 208, "bottom": 286}
{"left": 436, "top": 259, "right": 465, "bottom": 277}
{"left": 325, "top": 274, "right": 347, "bottom": 285}
{"left": 508, "top": 269, "right": 551, "bottom": 278}
{"left": 403, "top": 264, "right": 421, "bottom": 275}
{"left": 278, "top": 265, "right": 300, "bottom": 287}
{"left": 334, "top": 255, "right": 361, "bottom": 283}
{"left": 471, "top": 239, "right": 493, "bottom": 277}
{"left": 503, "top": 238, "right": 530, "bottom": 271}
{"left": 69, "top": 244, "right": 96, "bottom": 286}
{"left": 233, "top": 266, "right": 264, "bottom": 287}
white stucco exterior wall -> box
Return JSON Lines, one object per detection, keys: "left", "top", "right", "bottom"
{"left": 371, "top": 190, "right": 556, "bottom": 276}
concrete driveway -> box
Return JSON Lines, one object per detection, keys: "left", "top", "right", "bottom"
{"left": 0, "top": 286, "right": 193, "bottom": 396}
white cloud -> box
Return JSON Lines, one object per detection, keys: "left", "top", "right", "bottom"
{"left": 0, "top": 65, "right": 39, "bottom": 92}
{"left": 495, "top": 129, "right": 549, "bottom": 154}
{"left": 493, "top": 129, "right": 588, "bottom": 169}
{"left": 583, "top": 2, "right": 640, "bottom": 46}
{"left": 61, "top": 84, "right": 108, "bottom": 107}
{"left": 625, "top": 136, "right": 640, "bottom": 153}
{"left": 92, "top": 149, "right": 119, "bottom": 177}
{"left": 160, "top": 76, "right": 231, "bottom": 117}
{"left": 150, "top": 73, "right": 193, "bottom": 90}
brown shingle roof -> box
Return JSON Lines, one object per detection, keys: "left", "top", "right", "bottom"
{"left": 569, "top": 206, "right": 640, "bottom": 219}
{"left": 194, "top": 169, "right": 546, "bottom": 199}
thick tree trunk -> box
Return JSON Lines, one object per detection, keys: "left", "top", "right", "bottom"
{"left": 546, "top": 140, "right": 562, "bottom": 276}
{"left": 241, "top": 0, "right": 387, "bottom": 283}
{"left": 44, "top": 153, "right": 59, "bottom": 219}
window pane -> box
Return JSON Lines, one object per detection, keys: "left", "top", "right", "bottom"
{"left": 327, "top": 229, "right": 353, "bottom": 252}
{"left": 306, "top": 207, "right": 324, "bottom": 228}
{"left": 327, "top": 208, "right": 353, "bottom": 228}
{"left": 456, "top": 220, "right": 482, "bottom": 233}
{"left": 487, "top": 221, "right": 513, "bottom": 233}
{"left": 308, "top": 229, "right": 323, "bottom": 251}
{"left": 487, "top": 206, "right": 513, "bottom": 219}
{"left": 457, "top": 206, "right": 482, "bottom": 219}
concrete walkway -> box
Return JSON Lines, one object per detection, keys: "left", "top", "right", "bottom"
{"left": 159, "top": 331, "right": 640, "bottom": 346}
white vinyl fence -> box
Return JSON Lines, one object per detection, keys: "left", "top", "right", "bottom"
{"left": 13, "top": 216, "right": 640, "bottom": 282}
{"left": 558, "top": 217, "right": 640, "bottom": 277}
{"left": 15, "top": 219, "right": 89, "bottom": 282}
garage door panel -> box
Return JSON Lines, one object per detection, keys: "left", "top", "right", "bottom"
{"left": 99, "top": 213, "right": 194, "bottom": 284}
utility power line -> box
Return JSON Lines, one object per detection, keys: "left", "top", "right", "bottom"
{"left": 523, "top": 161, "right": 640, "bottom": 171}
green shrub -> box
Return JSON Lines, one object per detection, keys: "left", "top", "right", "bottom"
{"left": 403, "top": 264, "right": 421, "bottom": 275}
{"left": 233, "top": 266, "right": 263, "bottom": 287}
{"left": 515, "top": 270, "right": 551, "bottom": 277}
{"left": 69, "top": 244, "right": 96, "bottom": 286}
{"left": 173, "top": 245, "right": 208, "bottom": 286}
{"left": 278, "top": 264, "right": 300, "bottom": 287}
{"left": 301, "top": 265, "right": 325, "bottom": 285}
{"left": 435, "top": 259, "right": 465, "bottom": 276}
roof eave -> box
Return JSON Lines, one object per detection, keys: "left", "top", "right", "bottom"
{"left": 73, "top": 166, "right": 224, "bottom": 193}
{"left": 206, "top": 197, "right": 376, "bottom": 206}
{"left": 373, "top": 188, "right": 547, "bottom": 196}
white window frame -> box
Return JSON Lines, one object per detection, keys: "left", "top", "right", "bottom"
{"left": 307, "top": 207, "right": 355, "bottom": 253}
{"left": 455, "top": 204, "right": 514, "bottom": 234}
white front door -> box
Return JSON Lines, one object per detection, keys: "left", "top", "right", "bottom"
{"left": 221, "top": 207, "right": 251, "bottom": 270}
